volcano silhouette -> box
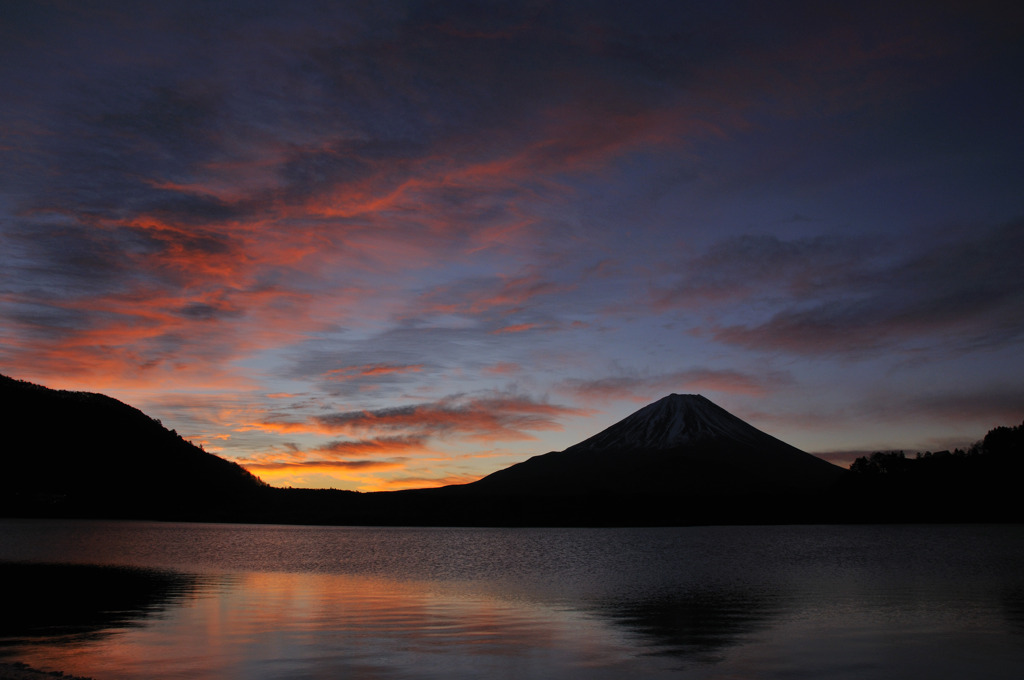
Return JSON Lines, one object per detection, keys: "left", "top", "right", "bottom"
{"left": 462, "top": 394, "right": 845, "bottom": 498}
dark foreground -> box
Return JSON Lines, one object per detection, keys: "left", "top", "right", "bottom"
{"left": 0, "top": 663, "right": 93, "bottom": 680}
{"left": 3, "top": 522, "right": 1024, "bottom": 680}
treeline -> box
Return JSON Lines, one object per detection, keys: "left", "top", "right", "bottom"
{"left": 835, "top": 420, "right": 1024, "bottom": 523}
{"left": 851, "top": 420, "right": 1024, "bottom": 474}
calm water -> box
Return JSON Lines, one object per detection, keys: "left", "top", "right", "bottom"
{"left": 1, "top": 520, "right": 1023, "bottom": 679}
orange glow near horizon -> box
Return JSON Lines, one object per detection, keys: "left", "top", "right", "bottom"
{"left": 242, "top": 461, "right": 480, "bottom": 492}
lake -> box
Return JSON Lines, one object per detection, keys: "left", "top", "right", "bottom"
{"left": 1, "top": 520, "right": 1023, "bottom": 679}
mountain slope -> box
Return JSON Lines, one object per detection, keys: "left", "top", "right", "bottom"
{"left": 0, "top": 374, "right": 267, "bottom": 519}
{"left": 464, "top": 394, "right": 845, "bottom": 498}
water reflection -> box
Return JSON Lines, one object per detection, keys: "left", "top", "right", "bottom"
{"left": 595, "top": 586, "right": 787, "bottom": 663}
{"left": 2, "top": 523, "right": 1024, "bottom": 679}
{"left": 0, "top": 567, "right": 690, "bottom": 679}
{"left": 0, "top": 562, "right": 214, "bottom": 648}
{"left": 0, "top": 562, "right": 796, "bottom": 679}
{"left": 1002, "top": 587, "right": 1024, "bottom": 636}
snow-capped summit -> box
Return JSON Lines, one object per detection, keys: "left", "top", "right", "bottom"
{"left": 569, "top": 393, "right": 771, "bottom": 452}
{"left": 467, "top": 393, "right": 844, "bottom": 497}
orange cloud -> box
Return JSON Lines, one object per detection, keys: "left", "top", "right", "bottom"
{"left": 240, "top": 420, "right": 327, "bottom": 435}
{"left": 314, "top": 394, "right": 591, "bottom": 443}
{"left": 234, "top": 434, "right": 440, "bottom": 491}
{"left": 325, "top": 364, "right": 424, "bottom": 380}
{"left": 483, "top": 362, "right": 520, "bottom": 375}
{"left": 490, "top": 323, "right": 538, "bottom": 335}
{"left": 243, "top": 459, "right": 406, "bottom": 472}
{"left": 317, "top": 435, "right": 430, "bottom": 456}
{"left": 242, "top": 460, "right": 409, "bottom": 490}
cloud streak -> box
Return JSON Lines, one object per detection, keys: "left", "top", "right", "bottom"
{"left": 315, "top": 394, "right": 590, "bottom": 443}
{"left": 655, "top": 222, "right": 1024, "bottom": 358}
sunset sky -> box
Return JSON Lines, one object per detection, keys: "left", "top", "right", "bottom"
{"left": 2, "top": 1, "right": 1023, "bottom": 491}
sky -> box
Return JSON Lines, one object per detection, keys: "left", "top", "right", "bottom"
{"left": 2, "top": 1, "right": 1023, "bottom": 491}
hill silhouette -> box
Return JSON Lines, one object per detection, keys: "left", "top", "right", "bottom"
{"left": 0, "top": 374, "right": 268, "bottom": 520}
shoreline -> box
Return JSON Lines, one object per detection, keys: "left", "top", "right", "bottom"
{"left": 0, "top": 663, "right": 95, "bottom": 680}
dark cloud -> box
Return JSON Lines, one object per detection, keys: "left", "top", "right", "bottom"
{"left": 3, "top": 221, "right": 131, "bottom": 296}
{"left": 664, "top": 222, "right": 1024, "bottom": 357}
{"left": 143, "top": 192, "right": 254, "bottom": 226}
{"left": 177, "top": 301, "right": 243, "bottom": 322}
{"left": 95, "top": 84, "right": 221, "bottom": 159}
{"left": 861, "top": 386, "right": 1024, "bottom": 427}
{"left": 656, "top": 233, "right": 879, "bottom": 307}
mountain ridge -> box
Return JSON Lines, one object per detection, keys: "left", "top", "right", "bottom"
{"left": 463, "top": 392, "right": 845, "bottom": 497}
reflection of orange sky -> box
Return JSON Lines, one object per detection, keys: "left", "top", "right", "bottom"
{"left": 8, "top": 569, "right": 638, "bottom": 678}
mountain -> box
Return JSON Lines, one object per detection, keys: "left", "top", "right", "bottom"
{"left": 465, "top": 394, "right": 844, "bottom": 497}
{"left": 0, "top": 374, "right": 267, "bottom": 520}
{"left": 571, "top": 393, "right": 803, "bottom": 452}
{"left": 400, "top": 394, "right": 849, "bottom": 525}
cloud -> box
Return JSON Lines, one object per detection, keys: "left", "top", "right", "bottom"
{"left": 657, "top": 222, "right": 1024, "bottom": 358}
{"left": 654, "top": 233, "right": 877, "bottom": 309}
{"left": 859, "top": 386, "right": 1024, "bottom": 427}
{"left": 0, "top": 279, "right": 316, "bottom": 390}
{"left": 314, "top": 393, "right": 590, "bottom": 443}
{"left": 242, "top": 435, "right": 426, "bottom": 469}
{"left": 243, "top": 459, "right": 405, "bottom": 473}
{"left": 412, "top": 271, "right": 574, "bottom": 319}
{"left": 235, "top": 433, "right": 477, "bottom": 491}
{"left": 490, "top": 323, "right": 541, "bottom": 335}
{"left": 325, "top": 364, "right": 425, "bottom": 380}
{"left": 315, "top": 435, "right": 429, "bottom": 456}
{"left": 483, "top": 362, "right": 521, "bottom": 375}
